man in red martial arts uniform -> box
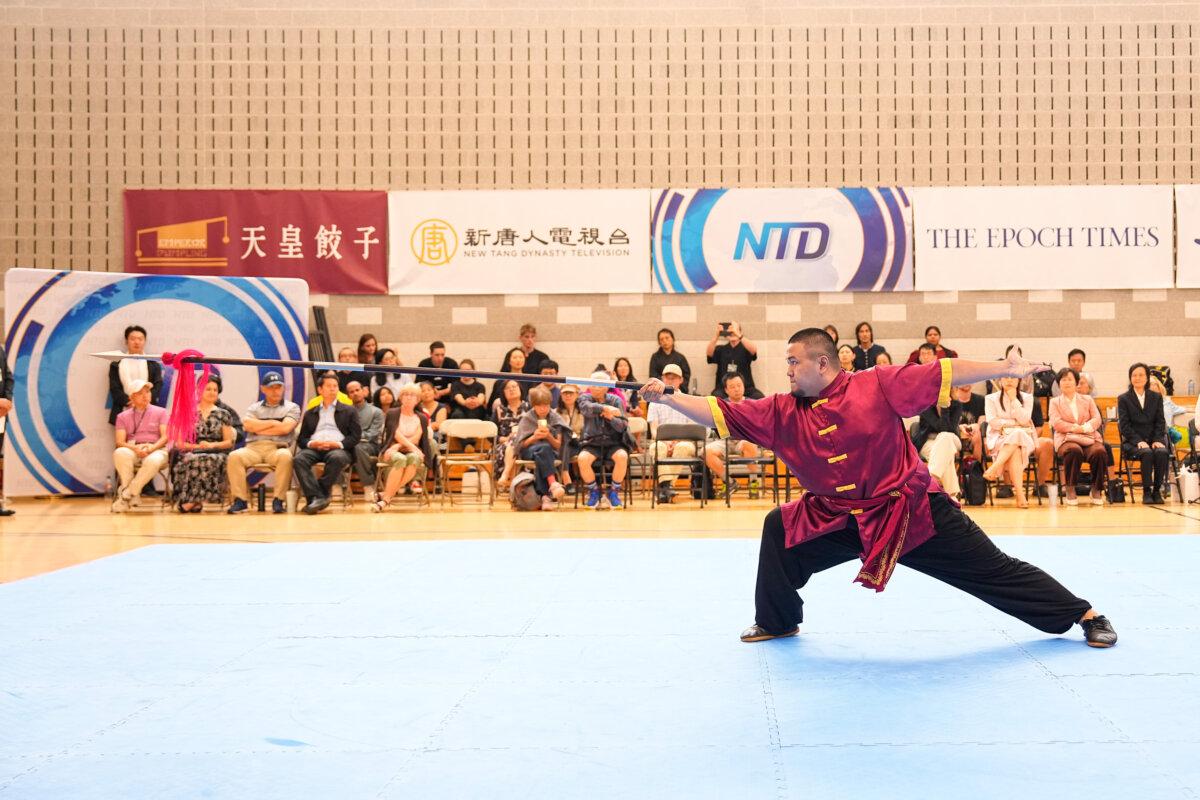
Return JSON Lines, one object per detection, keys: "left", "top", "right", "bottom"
{"left": 641, "top": 328, "right": 1117, "bottom": 648}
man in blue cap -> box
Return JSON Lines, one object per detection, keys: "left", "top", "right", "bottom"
{"left": 226, "top": 371, "right": 300, "bottom": 514}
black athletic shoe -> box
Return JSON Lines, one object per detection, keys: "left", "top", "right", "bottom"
{"left": 1143, "top": 491, "right": 1155, "bottom": 505}
{"left": 996, "top": 486, "right": 1014, "bottom": 499}
{"left": 1080, "top": 615, "right": 1118, "bottom": 648}
{"left": 740, "top": 624, "right": 799, "bottom": 643}
{"left": 227, "top": 498, "right": 249, "bottom": 515}
{"left": 1152, "top": 490, "right": 1166, "bottom": 504}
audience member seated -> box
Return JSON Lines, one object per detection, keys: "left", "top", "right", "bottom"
{"left": 707, "top": 321, "right": 762, "bottom": 399}
{"left": 875, "top": 350, "right": 893, "bottom": 366}
{"left": 416, "top": 340, "right": 459, "bottom": 401}
{"left": 577, "top": 372, "right": 630, "bottom": 509}
{"left": 912, "top": 346, "right": 962, "bottom": 498}
{"left": 357, "top": 333, "right": 378, "bottom": 366}
{"left": 851, "top": 321, "right": 886, "bottom": 371}
{"left": 704, "top": 374, "right": 761, "bottom": 497}
{"left": 347, "top": 380, "right": 385, "bottom": 502}
{"left": 488, "top": 348, "right": 530, "bottom": 409}
{"left": 906, "top": 325, "right": 958, "bottom": 363}
{"left": 613, "top": 357, "right": 643, "bottom": 417}
{"left": 1053, "top": 349, "right": 1098, "bottom": 396}
{"left": 332, "top": 346, "right": 369, "bottom": 392}
{"left": 209, "top": 372, "right": 245, "bottom": 447}
{"left": 517, "top": 323, "right": 551, "bottom": 374}
{"left": 416, "top": 381, "right": 449, "bottom": 433}
{"left": 372, "top": 386, "right": 396, "bottom": 416}
{"left": 1149, "top": 374, "right": 1190, "bottom": 446}
{"left": 449, "top": 359, "right": 488, "bottom": 420}
{"left": 1049, "top": 368, "right": 1107, "bottom": 506}
{"left": 373, "top": 348, "right": 413, "bottom": 398}
{"left": 492, "top": 379, "right": 531, "bottom": 485}
{"left": 371, "top": 384, "right": 432, "bottom": 510}
{"left": 823, "top": 324, "right": 839, "bottom": 347}
{"left": 512, "top": 387, "right": 569, "bottom": 510}
{"left": 111, "top": 379, "right": 169, "bottom": 512}
{"left": 1118, "top": 362, "right": 1169, "bottom": 505}
{"left": 647, "top": 364, "right": 698, "bottom": 504}
{"left": 648, "top": 327, "right": 692, "bottom": 389}
{"left": 108, "top": 324, "right": 163, "bottom": 425}
{"left": 171, "top": 376, "right": 235, "bottom": 513}
{"left": 953, "top": 384, "right": 985, "bottom": 461}
{"left": 556, "top": 383, "right": 585, "bottom": 491}
{"left": 837, "top": 344, "right": 856, "bottom": 373}
{"left": 226, "top": 371, "right": 299, "bottom": 515}
{"left": 983, "top": 376, "right": 1037, "bottom": 508}
{"left": 294, "top": 371, "right": 361, "bottom": 515}
{"left": 538, "top": 360, "right": 562, "bottom": 408}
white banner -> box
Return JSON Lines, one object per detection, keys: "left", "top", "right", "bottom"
{"left": 912, "top": 185, "right": 1174, "bottom": 290}
{"left": 3, "top": 269, "right": 309, "bottom": 497}
{"left": 388, "top": 190, "right": 649, "bottom": 294}
{"left": 1176, "top": 185, "right": 1200, "bottom": 288}
{"left": 650, "top": 188, "right": 913, "bottom": 293}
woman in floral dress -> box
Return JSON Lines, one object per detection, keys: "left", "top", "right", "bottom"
{"left": 171, "top": 377, "right": 236, "bottom": 512}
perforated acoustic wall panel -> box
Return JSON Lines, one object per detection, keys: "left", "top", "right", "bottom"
{"left": 3, "top": 3, "right": 1199, "bottom": 394}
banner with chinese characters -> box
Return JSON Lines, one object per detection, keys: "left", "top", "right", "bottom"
{"left": 387, "top": 189, "right": 649, "bottom": 294}
{"left": 123, "top": 190, "right": 388, "bottom": 294}
{"left": 911, "top": 185, "right": 1174, "bottom": 290}
{"left": 4, "top": 269, "right": 309, "bottom": 497}
{"left": 1176, "top": 185, "right": 1200, "bottom": 288}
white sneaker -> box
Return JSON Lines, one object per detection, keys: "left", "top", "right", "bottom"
{"left": 540, "top": 495, "right": 558, "bottom": 511}
{"left": 363, "top": 487, "right": 377, "bottom": 503}
{"left": 549, "top": 482, "right": 565, "bottom": 501}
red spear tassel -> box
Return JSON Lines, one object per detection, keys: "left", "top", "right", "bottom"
{"left": 163, "top": 349, "right": 211, "bottom": 445}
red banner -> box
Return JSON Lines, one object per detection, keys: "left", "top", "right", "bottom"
{"left": 123, "top": 190, "right": 388, "bottom": 294}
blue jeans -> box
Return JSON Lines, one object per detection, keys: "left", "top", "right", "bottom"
{"left": 520, "top": 442, "right": 557, "bottom": 495}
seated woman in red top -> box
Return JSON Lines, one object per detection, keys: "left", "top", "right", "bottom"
{"left": 641, "top": 328, "right": 1117, "bottom": 649}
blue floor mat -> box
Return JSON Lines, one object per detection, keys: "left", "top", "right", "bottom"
{"left": 1, "top": 535, "right": 1197, "bottom": 799}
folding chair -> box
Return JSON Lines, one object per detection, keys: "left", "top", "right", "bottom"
{"left": 721, "top": 438, "right": 779, "bottom": 506}
{"left": 439, "top": 418, "right": 498, "bottom": 507}
{"left": 650, "top": 423, "right": 709, "bottom": 508}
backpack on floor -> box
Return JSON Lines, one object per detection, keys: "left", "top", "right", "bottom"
{"left": 960, "top": 459, "right": 986, "bottom": 506}
{"left": 510, "top": 472, "right": 541, "bottom": 511}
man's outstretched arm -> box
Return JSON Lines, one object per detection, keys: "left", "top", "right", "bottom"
{"left": 639, "top": 380, "right": 715, "bottom": 427}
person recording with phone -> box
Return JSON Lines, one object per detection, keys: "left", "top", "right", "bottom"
{"left": 707, "top": 321, "right": 763, "bottom": 399}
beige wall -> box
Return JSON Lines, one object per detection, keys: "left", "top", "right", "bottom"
{"left": 3, "top": 0, "right": 1198, "bottom": 393}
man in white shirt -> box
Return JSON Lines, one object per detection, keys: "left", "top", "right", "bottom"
{"left": 648, "top": 364, "right": 702, "bottom": 504}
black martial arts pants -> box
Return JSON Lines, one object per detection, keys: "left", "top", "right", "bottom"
{"left": 754, "top": 492, "right": 1091, "bottom": 635}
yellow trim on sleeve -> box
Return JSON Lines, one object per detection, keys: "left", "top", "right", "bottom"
{"left": 937, "top": 357, "right": 953, "bottom": 409}
{"left": 835, "top": 483, "right": 857, "bottom": 492}
{"left": 827, "top": 453, "right": 847, "bottom": 464}
{"left": 707, "top": 396, "right": 729, "bottom": 439}
{"left": 818, "top": 424, "right": 838, "bottom": 436}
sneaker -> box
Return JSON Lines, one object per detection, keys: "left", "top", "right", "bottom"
{"left": 272, "top": 498, "right": 287, "bottom": 514}
{"left": 748, "top": 478, "right": 761, "bottom": 499}
{"left": 656, "top": 484, "right": 675, "bottom": 505}
{"left": 126, "top": 491, "right": 141, "bottom": 508}
{"left": 540, "top": 495, "right": 558, "bottom": 511}
{"left": 111, "top": 495, "right": 130, "bottom": 513}
{"left": 549, "top": 482, "right": 565, "bottom": 501}
{"left": 607, "top": 486, "right": 623, "bottom": 508}
{"left": 1080, "top": 614, "right": 1118, "bottom": 648}
{"left": 585, "top": 485, "right": 601, "bottom": 508}
{"left": 363, "top": 486, "right": 376, "bottom": 503}
{"left": 227, "top": 498, "right": 249, "bottom": 514}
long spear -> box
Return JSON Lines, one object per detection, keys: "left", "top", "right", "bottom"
{"left": 91, "top": 350, "right": 674, "bottom": 442}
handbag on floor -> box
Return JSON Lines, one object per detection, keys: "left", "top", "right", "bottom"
{"left": 1105, "top": 478, "right": 1126, "bottom": 504}
{"left": 960, "top": 459, "right": 986, "bottom": 506}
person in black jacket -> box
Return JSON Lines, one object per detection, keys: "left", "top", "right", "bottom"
{"left": 0, "top": 343, "right": 14, "bottom": 515}
{"left": 1117, "top": 362, "right": 1169, "bottom": 504}
{"left": 293, "top": 372, "right": 362, "bottom": 514}
{"left": 911, "top": 344, "right": 964, "bottom": 497}
{"left": 108, "top": 325, "right": 163, "bottom": 425}
{"left": 647, "top": 328, "right": 692, "bottom": 389}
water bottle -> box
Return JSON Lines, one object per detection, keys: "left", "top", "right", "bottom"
{"left": 1189, "top": 379, "right": 1195, "bottom": 396}
{"left": 104, "top": 477, "right": 114, "bottom": 500}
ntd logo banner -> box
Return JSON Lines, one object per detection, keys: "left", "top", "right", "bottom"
{"left": 651, "top": 188, "right": 913, "bottom": 293}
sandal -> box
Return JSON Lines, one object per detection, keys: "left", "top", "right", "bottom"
{"left": 370, "top": 498, "right": 389, "bottom": 513}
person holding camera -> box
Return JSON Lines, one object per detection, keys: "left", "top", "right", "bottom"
{"left": 707, "top": 320, "right": 762, "bottom": 399}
